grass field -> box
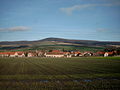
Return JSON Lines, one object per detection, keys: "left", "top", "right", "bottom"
{"left": 0, "top": 44, "right": 105, "bottom": 52}
{"left": 0, "top": 57, "right": 120, "bottom": 90}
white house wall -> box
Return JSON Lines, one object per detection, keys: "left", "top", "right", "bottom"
{"left": 45, "top": 55, "right": 64, "bottom": 57}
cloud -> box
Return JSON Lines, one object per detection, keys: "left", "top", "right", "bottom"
{"left": 60, "top": 2, "right": 120, "bottom": 15}
{"left": 60, "top": 4, "right": 97, "bottom": 15}
{"left": 0, "top": 26, "right": 30, "bottom": 32}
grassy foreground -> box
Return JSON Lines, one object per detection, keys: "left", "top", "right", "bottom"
{"left": 0, "top": 57, "right": 120, "bottom": 90}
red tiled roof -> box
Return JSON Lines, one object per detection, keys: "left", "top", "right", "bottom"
{"left": 63, "top": 52, "right": 70, "bottom": 54}
{"left": 97, "top": 51, "right": 105, "bottom": 54}
{"left": 46, "top": 52, "right": 64, "bottom": 55}
{"left": 106, "top": 52, "right": 114, "bottom": 55}
{"left": 0, "top": 52, "right": 9, "bottom": 55}
{"left": 28, "top": 52, "right": 37, "bottom": 56}
{"left": 74, "top": 51, "right": 81, "bottom": 54}
{"left": 9, "top": 52, "right": 16, "bottom": 55}
{"left": 51, "top": 50, "right": 62, "bottom": 53}
{"left": 0, "top": 52, "right": 15, "bottom": 55}
{"left": 0, "top": 51, "right": 25, "bottom": 55}
{"left": 16, "top": 52, "right": 24, "bottom": 55}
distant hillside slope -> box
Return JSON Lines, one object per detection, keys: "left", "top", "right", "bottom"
{"left": 0, "top": 37, "right": 120, "bottom": 46}
{"left": 41, "top": 38, "right": 120, "bottom": 46}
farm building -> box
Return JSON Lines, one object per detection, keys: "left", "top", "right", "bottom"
{"left": 83, "top": 52, "right": 93, "bottom": 56}
{"left": 45, "top": 53, "right": 64, "bottom": 57}
{"left": 0, "top": 52, "right": 25, "bottom": 57}
{"left": 9, "top": 52, "right": 25, "bottom": 57}
{"left": 63, "top": 52, "right": 72, "bottom": 57}
{"left": 16, "top": 52, "right": 25, "bottom": 57}
{"left": 96, "top": 51, "right": 105, "bottom": 56}
{"left": 73, "top": 51, "right": 82, "bottom": 56}
{"left": 37, "top": 51, "right": 45, "bottom": 57}
{"left": 0, "top": 52, "right": 10, "bottom": 57}
{"left": 104, "top": 51, "right": 114, "bottom": 57}
{"left": 45, "top": 50, "right": 71, "bottom": 58}
{"left": 27, "top": 52, "right": 38, "bottom": 57}
{"left": 9, "top": 52, "right": 17, "bottom": 57}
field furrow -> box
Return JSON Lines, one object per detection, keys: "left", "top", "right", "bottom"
{"left": 0, "top": 57, "right": 120, "bottom": 90}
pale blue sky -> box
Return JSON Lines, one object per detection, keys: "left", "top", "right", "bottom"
{"left": 0, "top": 0, "right": 120, "bottom": 41}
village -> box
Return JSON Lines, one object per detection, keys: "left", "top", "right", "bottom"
{"left": 0, "top": 49, "right": 120, "bottom": 58}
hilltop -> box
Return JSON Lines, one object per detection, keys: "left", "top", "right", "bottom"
{"left": 0, "top": 37, "right": 120, "bottom": 51}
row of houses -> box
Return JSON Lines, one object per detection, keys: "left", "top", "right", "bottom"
{"left": 0, "top": 50, "right": 119, "bottom": 58}
{"left": 0, "top": 51, "right": 44, "bottom": 57}
{"left": 0, "top": 52, "right": 25, "bottom": 57}
{"left": 0, "top": 50, "right": 91, "bottom": 58}
{"left": 96, "top": 51, "right": 119, "bottom": 57}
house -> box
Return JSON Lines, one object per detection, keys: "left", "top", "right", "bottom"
{"left": 63, "top": 52, "right": 72, "bottom": 57}
{"left": 9, "top": 52, "right": 17, "bottom": 57}
{"left": 0, "top": 52, "right": 9, "bottom": 57}
{"left": 50, "top": 50, "right": 62, "bottom": 53}
{"left": 113, "top": 50, "right": 120, "bottom": 55}
{"left": 45, "top": 52, "right": 65, "bottom": 57}
{"left": 27, "top": 52, "right": 37, "bottom": 57}
{"left": 45, "top": 50, "right": 67, "bottom": 58}
{"left": 0, "top": 52, "right": 16, "bottom": 57}
{"left": 96, "top": 51, "right": 105, "bottom": 56}
{"left": 74, "top": 51, "right": 82, "bottom": 56}
{"left": 16, "top": 52, "right": 25, "bottom": 57}
{"left": 83, "top": 52, "right": 93, "bottom": 56}
{"left": 104, "top": 51, "right": 114, "bottom": 57}
{"left": 9, "top": 52, "right": 25, "bottom": 57}
{"left": 69, "top": 51, "right": 82, "bottom": 57}
{"left": 37, "top": 51, "right": 45, "bottom": 57}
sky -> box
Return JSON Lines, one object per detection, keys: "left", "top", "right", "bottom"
{"left": 0, "top": 0, "right": 120, "bottom": 41}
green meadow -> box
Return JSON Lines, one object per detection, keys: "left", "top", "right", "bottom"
{"left": 0, "top": 57, "right": 120, "bottom": 90}
{"left": 0, "top": 44, "right": 105, "bottom": 52}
